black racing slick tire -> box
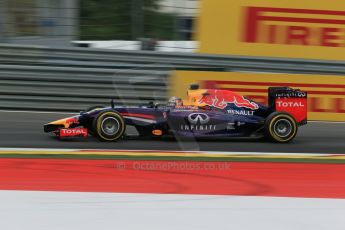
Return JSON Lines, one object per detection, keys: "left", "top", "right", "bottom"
{"left": 265, "top": 112, "right": 298, "bottom": 143}
{"left": 93, "top": 111, "right": 126, "bottom": 142}
{"left": 85, "top": 105, "right": 105, "bottom": 136}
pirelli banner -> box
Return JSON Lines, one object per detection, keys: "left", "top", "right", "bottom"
{"left": 171, "top": 71, "right": 345, "bottom": 121}
{"left": 197, "top": 0, "right": 345, "bottom": 60}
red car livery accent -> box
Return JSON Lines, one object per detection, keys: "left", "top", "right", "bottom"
{"left": 65, "top": 117, "right": 79, "bottom": 125}
{"left": 276, "top": 98, "right": 307, "bottom": 123}
{"left": 60, "top": 128, "right": 88, "bottom": 137}
{"left": 199, "top": 89, "right": 259, "bottom": 110}
{"left": 120, "top": 113, "right": 155, "bottom": 119}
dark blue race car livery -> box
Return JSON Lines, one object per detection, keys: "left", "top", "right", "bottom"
{"left": 44, "top": 84, "right": 307, "bottom": 143}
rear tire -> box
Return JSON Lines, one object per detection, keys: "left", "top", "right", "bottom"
{"left": 93, "top": 111, "right": 126, "bottom": 141}
{"left": 265, "top": 112, "right": 297, "bottom": 143}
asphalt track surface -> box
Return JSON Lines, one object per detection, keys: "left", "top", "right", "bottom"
{"left": 0, "top": 111, "right": 344, "bottom": 154}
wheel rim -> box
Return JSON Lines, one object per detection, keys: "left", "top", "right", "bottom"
{"left": 273, "top": 118, "right": 292, "bottom": 138}
{"left": 101, "top": 117, "right": 120, "bottom": 135}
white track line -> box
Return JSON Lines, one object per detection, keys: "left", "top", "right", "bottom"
{"left": 1, "top": 191, "right": 345, "bottom": 230}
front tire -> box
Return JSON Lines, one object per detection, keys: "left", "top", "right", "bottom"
{"left": 85, "top": 105, "right": 105, "bottom": 136}
{"left": 265, "top": 112, "right": 298, "bottom": 143}
{"left": 93, "top": 111, "right": 126, "bottom": 141}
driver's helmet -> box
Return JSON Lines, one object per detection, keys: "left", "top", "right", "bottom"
{"left": 168, "top": 96, "right": 183, "bottom": 107}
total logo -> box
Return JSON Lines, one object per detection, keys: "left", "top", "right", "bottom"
{"left": 276, "top": 101, "right": 305, "bottom": 108}
{"left": 188, "top": 113, "right": 210, "bottom": 125}
{"left": 60, "top": 128, "right": 88, "bottom": 137}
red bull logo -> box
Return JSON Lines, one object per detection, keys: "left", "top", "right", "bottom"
{"left": 66, "top": 117, "right": 79, "bottom": 125}
{"left": 199, "top": 89, "right": 259, "bottom": 110}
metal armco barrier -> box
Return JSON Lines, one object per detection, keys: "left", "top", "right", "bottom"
{"left": 0, "top": 64, "right": 168, "bottom": 111}
{"left": 1, "top": 44, "right": 345, "bottom": 74}
{"left": 1, "top": 44, "right": 345, "bottom": 111}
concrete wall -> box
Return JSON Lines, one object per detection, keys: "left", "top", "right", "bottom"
{"left": 158, "top": 0, "right": 199, "bottom": 17}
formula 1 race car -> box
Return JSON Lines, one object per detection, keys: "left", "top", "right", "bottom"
{"left": 44, "top": 84, "right": 307, "bottom": 143}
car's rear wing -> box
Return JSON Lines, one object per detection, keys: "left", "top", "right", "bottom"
{"left": 268, "top": 87, "right": 307, "bottom": 125}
